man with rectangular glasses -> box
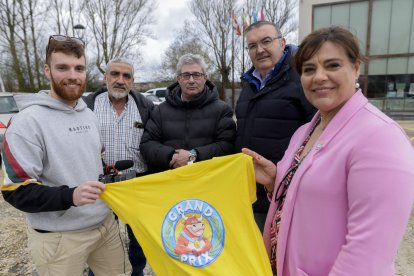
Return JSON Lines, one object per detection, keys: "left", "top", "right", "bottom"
{"left": 140, "top": 53, "right": 236, "bottom": 172}
{"left": 1, "top": 35, "right": 131, "bottom": 275}
{"left": 235, "top": 21, "right": 316, "bottom": 232}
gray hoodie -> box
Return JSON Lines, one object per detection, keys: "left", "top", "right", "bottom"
{"left": 3, "top": 91, "right": 109, "bottom": 232}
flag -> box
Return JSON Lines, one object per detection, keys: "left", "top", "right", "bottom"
{"left": 260, "top": 6, "right": 265, "bottom": 21}
{"left": 243, "top": 15, "right": 248, "bottom": 32}
{"left": 252, "top": 8, "right": 257, "bottom": 23}
{"left": 232, "top": 15, "right": 242, "bottom": 36}
{"left": 100, "top": 154, "right": 272, "bottom": 275}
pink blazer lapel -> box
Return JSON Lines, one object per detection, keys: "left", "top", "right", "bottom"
{"left": 276, "top": 90, "right": 368, "bottom": 274}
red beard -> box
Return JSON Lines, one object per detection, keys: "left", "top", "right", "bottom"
{"left": 50, "top": 73, "right": 85, "bottom": 102}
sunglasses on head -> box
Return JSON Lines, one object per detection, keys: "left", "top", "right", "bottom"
{"left": 46, "top": 35, "right": 85, "bottom": 53}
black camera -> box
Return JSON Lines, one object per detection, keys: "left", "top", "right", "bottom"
{"left": 99, "top": 171, "right": 136, "bottom": 184}
{"left": 98, "top": 160, "right": 135, "bottom": 184}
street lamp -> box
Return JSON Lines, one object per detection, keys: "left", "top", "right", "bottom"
{"left": 73, "top": 24, "right": 85, "bottom": 40}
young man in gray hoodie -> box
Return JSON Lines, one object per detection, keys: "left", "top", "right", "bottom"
{"left": 1, "top": 35, "right": 131, "bottom": 276}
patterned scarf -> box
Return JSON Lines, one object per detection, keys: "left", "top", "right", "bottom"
{"left": 269, "top": 117, "right": 320, "bottom": 275}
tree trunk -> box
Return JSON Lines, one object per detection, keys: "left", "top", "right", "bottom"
{"left": 28, "top": 0, "right": 42, "bottom": 89}
{"left": 18, "top": 0, "right": 35, "bottom": 91}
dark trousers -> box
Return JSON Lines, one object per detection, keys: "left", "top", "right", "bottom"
{"left": 254, "top": 212, "right": 267, "bottom": 233}
{"left": 88, "top": 224, "right": 146, "bottom": 276}
{"left": 126, "top": 224, "right": 146, "bottom": 276}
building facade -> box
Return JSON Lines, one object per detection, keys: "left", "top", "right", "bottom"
{"left": 299, "top": 0, "right": 414, "bottom": 98}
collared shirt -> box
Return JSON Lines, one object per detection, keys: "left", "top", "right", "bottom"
{"left": 252, "top": 50, "right": 289, "bottom": 90}
{"left": 252, "top": 69, "right": 273, "bottom": 89}
{"left": 94, "top": 92, "right": 147, "bottom": 173}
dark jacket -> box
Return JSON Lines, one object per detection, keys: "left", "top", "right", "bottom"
{"left": 140, "top": 80, "right": 236, "bottom": 172}
{"left": 83, "top": 87, "right": 154, "bottom": 125}
{"left": 235, "top": 45, "right": 316, "bottom": 213}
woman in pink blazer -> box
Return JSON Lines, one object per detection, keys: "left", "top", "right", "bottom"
{"left": 243, "top": 26, "right": 414, "bottom": 275}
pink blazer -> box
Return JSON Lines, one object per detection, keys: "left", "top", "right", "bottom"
{"left": 263, "top": 91, "right": 414, "bottom": 275}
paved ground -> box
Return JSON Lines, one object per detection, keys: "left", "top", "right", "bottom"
{"left": 391, "top": 121, "right": 414, "bottom": 276}
{"left": 397, "top": 120, "right": 414, "bottom": 142}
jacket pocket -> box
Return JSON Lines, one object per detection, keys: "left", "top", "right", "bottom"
{"left": 27, "top": 227, "right": 63, "bottom": 263}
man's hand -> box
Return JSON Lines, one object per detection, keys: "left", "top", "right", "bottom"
{"left": 242, "top": 148, "right": 277, "bottom": 193}
{"left": 73, "top": 181, "right": 106, "bottom": 206}
{"left": 169, "top": 149, "right": 190, "bottom": 169}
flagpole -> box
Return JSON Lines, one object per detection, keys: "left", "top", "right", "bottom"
{"left": 242, "top": 9, "right": 245, "bottom": 74}
{"left": 231, "top": 11, "right": 235, "bottom": 110}
{"left": 242, "top": 36, "right": 245, "bottom": 74}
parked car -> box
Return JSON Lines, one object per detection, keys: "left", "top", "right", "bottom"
{"left": 83, "top": 91, "right": 94, "bottom": 97}
{"left": 144, "top": 94, "right": 163, "bottom": 106}
{"left": 0, "top": 93, "right": 19, "bottom": 150}
{"left": 143, "top": 87, "right": 167, "bottom": 101}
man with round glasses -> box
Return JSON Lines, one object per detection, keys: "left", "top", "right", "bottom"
{"left": 1, "top": 35, "right": 131, "bottom": 275}
{"left": 140, "top": 53, "right": 236, "bottom": 172}
{"left": 235, "top": 21, "right": 316, "bottom": 232}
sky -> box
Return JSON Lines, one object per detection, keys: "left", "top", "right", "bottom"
{"left": 136, "top": 0, "right": 195, "bottom": 82}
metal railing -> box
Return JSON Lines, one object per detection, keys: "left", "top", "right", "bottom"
{"left": 369, "top": 97, "right": 414, "bottom": 119}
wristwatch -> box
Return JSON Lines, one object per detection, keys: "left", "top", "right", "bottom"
{"left": 188, "top": 149, "right": 197, "bottom": 164}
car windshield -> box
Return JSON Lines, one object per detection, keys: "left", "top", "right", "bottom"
{"left": 155, "top": 89, "right": 166, "bottom": 98}
{"left": 0, "top": 96, "right": 19, "bottom": 114}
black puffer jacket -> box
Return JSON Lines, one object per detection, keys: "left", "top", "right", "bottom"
{"left": 235, "top": 45, "right": 316, "bottom": 213}
{"left": 140, "top": 80, "right": 236, "bottom": 172}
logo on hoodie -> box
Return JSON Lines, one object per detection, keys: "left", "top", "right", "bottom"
{"left": 69, "top": 125, "right": 91, "bottom": 134}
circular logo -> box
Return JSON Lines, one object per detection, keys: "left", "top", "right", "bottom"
{"left": 161, "top": 199, "right": 225, "bottom": 268}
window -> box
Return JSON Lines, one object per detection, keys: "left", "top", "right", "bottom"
{"left": 313, "top": 0, "right": 414, "bottom": 98}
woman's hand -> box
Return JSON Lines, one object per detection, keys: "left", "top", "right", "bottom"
{"left": 242, "top": 148, "right": 276, "bottom": 193}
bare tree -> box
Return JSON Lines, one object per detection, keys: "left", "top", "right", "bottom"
{"left": 82, "top": 0, "right": 156, "bottom": 74}
{"left": 52, "top": 0, "right": 63, "bottom": 34}
{"left": 260, "top": 0, "right": 297, "bottom": 36}
{"left": 27, "top": 0, "right": 44, "bottom": 88}
{"left": 161, "top": 23, "right": 214, "bottom": 81}
{"left": 0, "top": 0, "right": 26, "bottom": 90}
{"left": 239, "top": 0, "right": 297, "bottom": 36}
{"left": 17, "top": 0, "right": 35, "bottom": 90}
{"left": 49, "top": 0, "right": 80, "bottom": 37}
{"left": 0, "top": 0, "right": 155, "bottom": 91}
{"left": 0, "top": 0, "right": 47, "bottom": 92}
{"left": 189, "top": 0, "right": 236, "bottom": 99}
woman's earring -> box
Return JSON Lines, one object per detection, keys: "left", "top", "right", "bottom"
{"left": 355, "top": 82, "right": 360, "bottom": 89}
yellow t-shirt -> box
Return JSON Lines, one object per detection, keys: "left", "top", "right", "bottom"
{"left": 100, "top": 153, "right": 272, "bottom": 276}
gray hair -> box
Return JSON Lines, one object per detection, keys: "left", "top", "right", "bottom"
{"left": 106, "top": 57, "right": 134, "bottom": 75}
{"left": 245, "top": 21, "right": 281, "bottom": 36}
{"left": 176, "top": 53, "right": 208, "bottom": 76}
